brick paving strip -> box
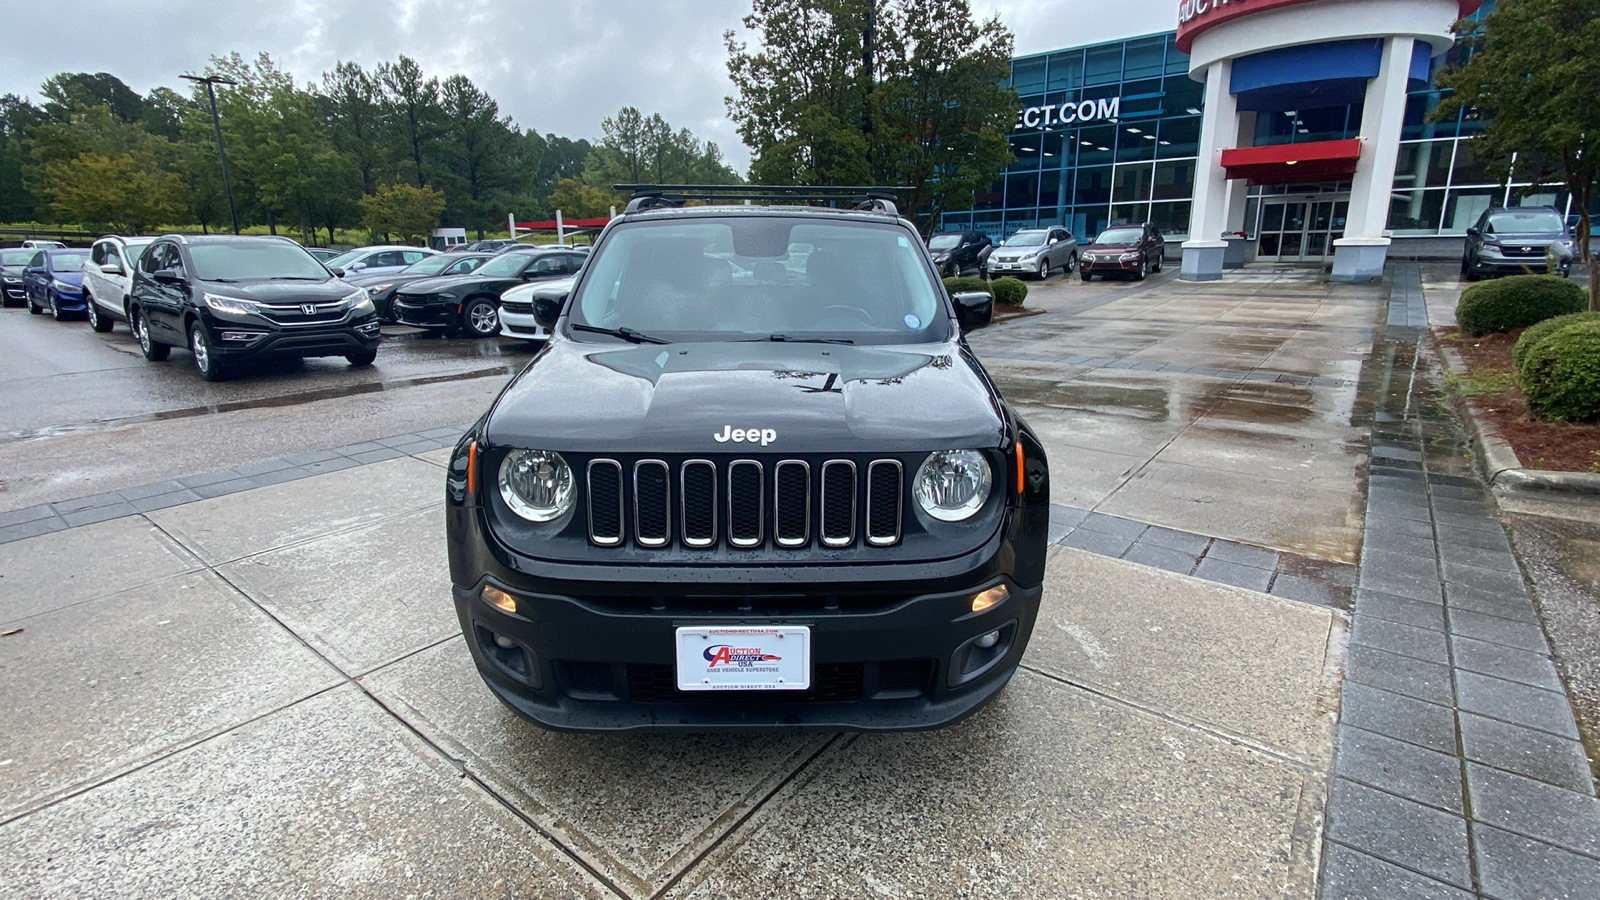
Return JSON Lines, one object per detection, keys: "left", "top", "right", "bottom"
{"left": 1319, "top": 266, "right": 1600, "bottom": 899}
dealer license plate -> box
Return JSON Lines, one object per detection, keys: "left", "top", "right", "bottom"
{"left": 674, "top": 626, "right": 811, "bottom": 691}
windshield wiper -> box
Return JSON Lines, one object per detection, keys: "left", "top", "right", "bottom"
{"left": 266, "top": 276, "right": 325, "bottom": 281}
{"left": 570, "top": 323, "right": 669, "bottom": 344}
{"left": 762, "top": 334, "right": 855, "bottom": 345}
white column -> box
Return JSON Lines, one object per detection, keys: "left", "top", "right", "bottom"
{"left": 1333, "top": 36, "right": 1414, "bottom": 282}
{"left": 1181, "top": 60, "right": 1239, "bottom": 281}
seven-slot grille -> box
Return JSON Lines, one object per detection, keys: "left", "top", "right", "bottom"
{"left": 585, "top": 457, "right": 905, "bottom": 550}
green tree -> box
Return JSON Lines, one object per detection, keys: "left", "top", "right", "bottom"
{"left": 437, "top": 74, "right": 520, "bottom": 237}
{"left": 379, "top": 56, "right": 443, "bottom": 189}
{"left": 359, "top": 181, "right": 445, "bottom": 243}
{"left": 726, "top": 0, "right": 1016, "bottom": 232}
{"left": 319, "top": 61, "right": 392, "bottom": 195}
{"left": 41, "top": 152, "right": 185, "bottom": 233}
{"left": 1436, "top": 0, "right": 1600, "bottom": 310}
{"left": 40, "top": 72, "right": 144, "bottom": 124}
{"left": 548, "top": 176, "right": 618, "bottom": 218}
{"left": 0, "top": 95, "right": 44, "bottom": 221}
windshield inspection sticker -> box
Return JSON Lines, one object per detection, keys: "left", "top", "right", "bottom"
{"left": 904, "top": 313, "right": 921, "bottom": 329}
{"left": 654, "top": 350, "right": 670, "bottom": 368}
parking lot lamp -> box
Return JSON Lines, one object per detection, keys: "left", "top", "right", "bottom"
{"left": 180, "top": 74, "right": 241, "bottom": 235}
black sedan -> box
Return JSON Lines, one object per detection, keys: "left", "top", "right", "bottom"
{"left": 345, "top": 252, "right": 495, "bottom": 320}
{"left": 391, "top": 249, "right": 586, "bottom": 337}
{"left": 1, "top": 248, "right": 33, "bottom": 307}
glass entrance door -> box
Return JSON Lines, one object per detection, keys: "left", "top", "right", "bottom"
{"left": 1256, "top": 198, "right": 1348, "bottom": 261}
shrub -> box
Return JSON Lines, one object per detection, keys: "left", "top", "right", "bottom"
{"left": 991, "top": 277, "right": 1028, "bottom": 306}
{"left": 1516, "top": 316, "right": 1600, "bottom": 421}
{"left": 1513, "top": 311, "right": 1600, "bottom": 370}
{"left": 1455, "top": 274, "right": 1585, "bottom": 337}
{"left": 943, "top": 276, "right": 990, "bottom": 296}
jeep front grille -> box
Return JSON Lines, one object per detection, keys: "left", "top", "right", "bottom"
{"left": 586, "top": 457, "right": 904, "bottom": 550}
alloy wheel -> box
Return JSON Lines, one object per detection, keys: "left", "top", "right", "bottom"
{"left": 466, "top": 300, "right": 499, "bottom": 337}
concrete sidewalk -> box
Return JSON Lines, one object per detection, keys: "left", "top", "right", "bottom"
{"left": 0, "top": 449, "right": 1340, "bottom": 898}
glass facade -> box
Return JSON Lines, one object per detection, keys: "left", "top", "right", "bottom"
{"left": 942, "top": 2, "right": 1569, "bottom": 245}
{"left": 939, "top": 32, "right": 1203, "bottom": 243}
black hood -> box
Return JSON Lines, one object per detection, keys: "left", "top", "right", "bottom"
{"left": 200, "top": 278, "right": 355, "bottom": 302}
{"left": 483, "top": 340, "right": 1007, "bottom": 455}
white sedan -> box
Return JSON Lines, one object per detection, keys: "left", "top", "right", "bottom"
{"left": 497, "top": 275, "right": 574, "bottom": 342}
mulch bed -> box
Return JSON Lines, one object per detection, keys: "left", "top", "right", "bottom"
{"left": 1436, "top": 328, "right": 1600, "bottom": 473}
{"left": 993, "top": 302, "right": 1044, "bottom": 321}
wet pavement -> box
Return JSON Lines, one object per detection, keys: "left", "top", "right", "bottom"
{"left": 0, "top": 263, "right": 1596, "bottom": 897}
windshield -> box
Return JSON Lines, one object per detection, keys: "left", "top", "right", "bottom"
{"left": 1, "top": 249, "right": 34, "bottom": 266}
{"left": 475, "top": 253, "right": 535, "bottom": 277}
{"left": 49, "top": 251, "right": 89, "bottom": 272}
{"left": 1487, "top": 211, "right": 1564, "bottom": 235}
{"left": 928, "top": 234, "right": 962, "bottom": 250}
{"left": 1094, "top": 228, "right": 1144, "bottom": 244}
{"left": 189, "top": 242, "right": 333, "bottom": 281}
{"left": 403, "top": 255, "right": 466, "bottom": 276}
{"left": 1002, "top": 230, "right": 1047, "bottom": 247}
{"left": 569, "top": 217, "right": 949, "bottom": 345}
{"left": 324, "top": 249, "right": 368, "bottom": 269}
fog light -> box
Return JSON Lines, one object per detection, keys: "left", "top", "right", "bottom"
{"left": 482, "top": 585, "right": 517, "bottom": 614}
{"left": 974, "top": 630, "right": 1000, "bottom": 649}
{"left": 493, "top": 633, "right": 516, "bottom": 650}
{"left": 219, "top": 331, "right": 265, "bottom": 342}
{"left": 970, "top": 584, "right": 1009, "bottom": 612}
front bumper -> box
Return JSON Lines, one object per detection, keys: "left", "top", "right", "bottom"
{"left": 392, "top": 296, "right": 458, "bottom": 328}
{"left": 498, "top": 308, "right": 549, "bottom": 341}
{"left": 1080, "top": 256, "right": 1141, "bottom": 274}
{"left": 984, "top": 257, "right": 1038, "bottom": 274}
{"left": 1474, "top": 255, "right": 1569, "bottom": 275}
{"left": 448, "top": 495, "right": 1050, "bottom": 732}
{"left": 50, "top": 288, "right": 86, "bottom": 311}
{"left": 202, "top": 315, "right": 381, "bottom": 361}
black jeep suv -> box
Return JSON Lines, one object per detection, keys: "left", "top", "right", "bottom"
{"left": 128, "top": 235, "right": 381, "bottom": 381}
{"left": 446, "top": 186, "right": 1050, "bottom": 732}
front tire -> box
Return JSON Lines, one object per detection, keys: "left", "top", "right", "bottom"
{"left": 1065, "top": 252, "right": 1078, "bottom": 274}
{"left": 1151, "top": 253, "right": 1163, "bottom": 273}
{"left": 133, "top": 308, "right": 170, "bottom": 361}
{"left": 1081, "top": 270, "right": 1093, "bottom": 283}
{"left": 461, "top": 298, "right": 499, "bottom": 339}
{"left": 1132, "top": 257, "right": 1148, "bottom": 281}
{"left": 50, "top": 292, "right": 67, "bottom": 321}
{"left": 86, "top": 294, "right": 113, "bottom": 332}
{"left": 190, "top": 321, "right": 228, "bottom": 381}
{"left": 346, "top": 348, "right": 377, "bottom": 366}
{"left": 1036, "top": 258, "right": 1050, "bottom": 280}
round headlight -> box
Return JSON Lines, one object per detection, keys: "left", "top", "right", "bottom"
{"left": 914, "top": 450, "right": 992, "bottom": 522}
{"left": 498, "top": 449, "right": 574, "bottom": 522}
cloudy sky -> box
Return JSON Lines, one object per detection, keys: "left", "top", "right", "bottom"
{"left": 0, "top": 0, "right": 1174, "bottom": 170}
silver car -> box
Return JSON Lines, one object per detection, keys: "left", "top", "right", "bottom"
{"left": 325, "top": 245, "right": 438, "bottom": 278}
{"left": 984, "top": 227, "right": 1078, "bottom": 279}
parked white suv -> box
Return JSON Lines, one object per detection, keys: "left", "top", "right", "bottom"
{"left": 82, "top": 235, "right": 155, "bottom": 333}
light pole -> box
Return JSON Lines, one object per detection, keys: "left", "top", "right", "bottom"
{"left": 180, "top": 73, "right": 240, "bottom": 235}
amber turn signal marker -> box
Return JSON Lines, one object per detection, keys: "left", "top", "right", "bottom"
{"left": 467, "top": 440, "right": 478, "bottom": 494}
{"left": 971, "top": 584, "right": 1009, "bottom": 613}
{"left": 482, "top": 584, "right": 517, "bottom": 614}
{"left": 1014, "top": 440, "right": 1025, "bottom": 495}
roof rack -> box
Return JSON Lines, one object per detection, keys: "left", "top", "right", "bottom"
{"left": 616, "top": 184, "right": 904, "bottom": 217}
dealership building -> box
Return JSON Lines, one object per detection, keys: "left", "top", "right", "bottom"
{"left": 936, "top": 0, "right": 1555, "bottom": 280}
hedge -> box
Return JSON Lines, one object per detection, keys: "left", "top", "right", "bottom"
{"left": 991, "top": 277, "right": 1028, "bottom": 306}
{"left": 1516, "top": 315, "right": 1600, "bottom": 421}
{"left": 1512, "top": 311, "right": 1599, "bottom": 370}
{"left": 1455, "top": 274, "right": 1585, "bottom": 337}
{"left": 943, "top": 276, "right": 990, "bottom": 296}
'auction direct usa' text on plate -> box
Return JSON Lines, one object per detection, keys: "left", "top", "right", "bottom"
{"left": 675, "top": 626, "right": 811, "bottom": 691}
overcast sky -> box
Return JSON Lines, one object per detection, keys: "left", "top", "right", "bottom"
{"left": 0, "top": 0, "right": 1175, "bottom": 171}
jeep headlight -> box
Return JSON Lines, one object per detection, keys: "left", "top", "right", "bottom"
{"left": 499, "top": 449, "right": 574, "bottom": 522}
{"left": 914, "top": 450, "right": 992, "bottom": 522}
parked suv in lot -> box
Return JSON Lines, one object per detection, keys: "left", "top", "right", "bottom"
{"left": 926, "top": 230, "right": 993, "bottom": 277}
{"left": 985, "top": 227, "right": 1077, "bottom": 279}
{"left": 128, "top": 235, "right": 381, "bottom": 381}
{"left": 82, "top": 235, "right": 154, "bottom": 332}
{"left": 1462, "top": 206, "right": 1574, "bottom": 280}
{"left": 1080, "top": 223, "right": 1165, "bottom": 281}
{"left": 446, "top": 187, "right": 1050, "bottom": 732}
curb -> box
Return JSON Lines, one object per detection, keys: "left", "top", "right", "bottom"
{"left": 1435, "top": 344, "right": 1600, "bottom": 504}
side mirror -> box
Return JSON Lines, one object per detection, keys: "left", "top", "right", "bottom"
{"left": 330, "top": 267, "right": 346, "bottom": 278}
{"left": 952, "top": 290, "right": 992, "bottom": 332}
{"left": 1465, "top": 227, "right": 1480, "bottom": 238}
{"left": 531, "top": 284, "right": 570, "bottom": 328}
{"left": 348, "top": 262, "right": 366, "bottom": 272}
{"left": 153, "top": 268, "right": 183, "bottom": 285}
{"left": 100, "top": 263, "right": 122, "bottom": 275}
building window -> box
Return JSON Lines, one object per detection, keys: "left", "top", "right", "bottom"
{"left": 1112, "top": 163, "right": 1155, "bottom": 203}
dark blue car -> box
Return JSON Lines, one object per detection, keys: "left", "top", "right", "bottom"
{"left": 23, "top": 248, "right": 91, "bottom": 320}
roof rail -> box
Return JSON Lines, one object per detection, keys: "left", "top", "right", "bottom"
{"left": 616, "top": 184, "right": 905, "bottom": 217}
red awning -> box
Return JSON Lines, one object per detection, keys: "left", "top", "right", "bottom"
{"left": 1220, "top": 138, "right": 1363, "bottom": 186}
{"left": 513, "top": 217, "right": 611, "bottom": 230}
